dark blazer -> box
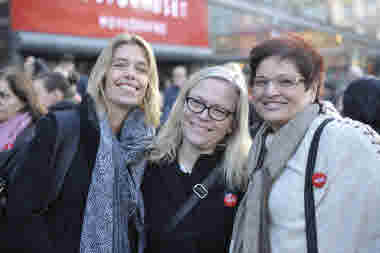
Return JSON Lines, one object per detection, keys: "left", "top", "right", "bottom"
{"left": 1, "top": 95, "right": 99, "bottom": 252}
{"left": 142, "top": 151, "right": 240, "bottom": 253}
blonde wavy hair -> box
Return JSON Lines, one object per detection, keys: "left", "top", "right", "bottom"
{"left": 87, "top": 33, "right": 161, "bottom": 127}
{"left": 150, "top": 66, "right": 252, "bottom": 188}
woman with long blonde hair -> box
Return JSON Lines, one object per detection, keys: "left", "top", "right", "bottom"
{"left": 3, "top": 33, "right": 161, "bottom": 253}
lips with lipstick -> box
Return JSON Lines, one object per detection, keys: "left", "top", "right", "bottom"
{"left": 261, "top": 100, "right": 287, "bottom": 110}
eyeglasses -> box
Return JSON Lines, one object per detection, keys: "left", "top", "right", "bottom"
{"left": 252, "top": 75, "right": 305, "bottom": 89}
{"left": 185, "top": 97, "right": 234, "bottom": 121}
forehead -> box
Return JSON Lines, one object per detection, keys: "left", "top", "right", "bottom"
{"left": 256, "top": 56, "right": 300, "bottom": 76}
{"left": 112, "top": 43, "right": 148, "bottom": 64}
{"left": 189, "top": 78, "right": 238, "bottom": 107}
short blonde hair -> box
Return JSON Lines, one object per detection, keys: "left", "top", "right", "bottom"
{"left": 150, "top": 66, "right": 252, "bottom": 187}
{"left": 87, "top": 33, "right": 161, "bottom": 127}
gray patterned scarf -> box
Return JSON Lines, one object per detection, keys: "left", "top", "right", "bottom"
{"left": 230, "top": 103, "right": 320, "bottom": 253}
{"left": 80, "top": 108, "right": 155, "bottom": 253}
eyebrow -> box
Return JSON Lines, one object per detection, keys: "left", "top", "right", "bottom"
{"left": 255, "top": 73, "right": 300, "bottom": 78}
{"left": 112, "top": 58, "right": 148, "bottom": 66}
{"left": 190, "top": 95, "right": 235, "bottom": 111}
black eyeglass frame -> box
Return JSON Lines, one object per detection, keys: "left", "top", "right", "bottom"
{"left": 185, "top": 96, "right": 235, "bottom": 121}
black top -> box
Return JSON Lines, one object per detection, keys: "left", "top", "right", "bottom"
{"left": 1, "top": 95, "right": 99, "bottom": 252}
{"left": 142, "top": 150, "right": 240, "bottom": 253}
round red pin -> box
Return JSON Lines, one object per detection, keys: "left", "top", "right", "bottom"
{"left": 312, "top": 172, "right": 327, "bottom": 188}
{"left": 224, "top": 193, "right": 237, "bottom": 207}
{"left": 3, "top": 143, "right": 13, "bottom": 151}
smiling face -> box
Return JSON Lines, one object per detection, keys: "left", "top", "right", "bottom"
{"left": 181, "top": 78, "right": 238, "bottom": 153}
{"left": 104, "top": 43, "right": 149, "bottom": 110}
{"left": 251, "top": 56, "right": 316, "bottom": 131}
{"left": 0, "top": 79, "right": 26, "bottom": 122}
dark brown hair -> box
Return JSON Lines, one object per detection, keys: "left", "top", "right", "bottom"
{"left": 35, "top": 71, "right": 79, "bottom": 99}
{"left": 1, "top": 66, "right": 48, "bottom": 120}
{"left": 249, "top": 35, "right": 325, "bottom": 101}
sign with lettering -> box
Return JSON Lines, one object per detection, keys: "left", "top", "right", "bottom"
{"left": 11, "top": 0, "right": 208, "bottom": 47}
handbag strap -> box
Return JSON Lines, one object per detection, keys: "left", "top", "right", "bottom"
{"left": 164, "top": 165, "right": 221, "bottom": 233}
{"left": 304, "top": 118, "right": 334, "bottom": 253}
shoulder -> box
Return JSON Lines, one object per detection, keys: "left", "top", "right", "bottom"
{"left": 318, "top": 116, "right": 380, "bottom": 154}
{"left": 14, "top": 122, "right": 36, "bottom": 147}
{"left": 308, "top": 115, "right": 380, "bottom": 178}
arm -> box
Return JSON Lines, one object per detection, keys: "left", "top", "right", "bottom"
{"left": 7, "top": 115, "right": 58, "bottom": 216}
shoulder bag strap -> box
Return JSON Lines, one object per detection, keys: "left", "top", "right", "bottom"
{"left": 304, "top": 118, "right": 334, "bottom": 253}
{"left": 164, "top": 166, "right": 221, "bottom": 233}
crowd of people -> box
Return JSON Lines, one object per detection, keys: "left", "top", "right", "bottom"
{"left": 0, "top": 32, "right": 379, "bottom": 253}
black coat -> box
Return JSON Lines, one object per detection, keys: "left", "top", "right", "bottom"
{"left": 1, "top": 95, "right": 99, "bottom": 252}
{"left": 142, "top": 151, "right": 240, "bottom": 253}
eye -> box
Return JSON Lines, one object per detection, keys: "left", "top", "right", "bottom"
{"left": 277, "top": 78, "right": 295, "bottom": 87}
{"left": 254, "top": 79, "right": 268, "bottom": 87}
{"left": 136, "top": 65, "right": 148, "bottom": 74}
{"left": 0, "top": 91, "right": 9, "bottom": 99}
{"left": 111, "top": 62, "right": 125, "bottom": 68}
{"left": 188, "top": 98, "right": 204, "bottom": 108}
{"left": 212, "top": 107, "right": 228, "bottom": 117}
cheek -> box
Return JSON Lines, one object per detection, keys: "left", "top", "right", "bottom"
{"left": 214, "top": 120, "right": 233, "bottom": 141}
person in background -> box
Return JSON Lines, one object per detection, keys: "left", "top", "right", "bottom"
{"left": 54, "top": 53, "right": 88, "bottom": 98}
{"left": 23, "top": 56, "right": 50, "bottom": 79}
{"left": 33, "top": 71, "right": 81, "bottom": 110}
{"left": 161, "top": 65, "right": 188, "bottom": 123}
{"left": 143, "top": 66, "right": 252, "bottom": 253}
{"left": 343, "top": 76, "right": 380, "bottom": 134}
{"left": 53, "top": 54, "right": 76, "bottom": 78}
{"left": 3, "top": 33, "right": 161, "bottom": 253}
{"left": 229, "top": 36, "right": 380, "bottom": 253}
{"left": 0, "top": 66, "right": 47, "bottom": 151}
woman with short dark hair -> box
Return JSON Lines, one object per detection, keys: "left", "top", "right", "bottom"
{"left": 33, "top": 71, "right": 81, "bottom": 109}
{"left": 229, "top": 36, "right": 380, "bottom": 253}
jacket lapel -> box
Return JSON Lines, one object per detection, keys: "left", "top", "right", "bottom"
{"left": 157, "top": 161, "right": 189, "bottom": 206}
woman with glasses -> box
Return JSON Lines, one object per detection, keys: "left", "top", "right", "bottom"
{"left": 229, "top": 36, "right": 380, "bottom": 253}
{"left": 3, "top": 33, "right": 161, "bottom": 253}
{"left": 142, "top": 66, "right": 252, "bottom": 253}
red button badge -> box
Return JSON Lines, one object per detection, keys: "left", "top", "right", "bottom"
{"left": 224, "top": 193, "right": 237, "bottom": 207}
{"left": 312, "top": 172, "right": 327, "bottom": 188}
{"left": 2, "top": 143, "right": 13, "bottom": 151}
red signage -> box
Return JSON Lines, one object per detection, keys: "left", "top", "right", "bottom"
{"left": 11, "top": 0, "right": 209, "bottom": 48}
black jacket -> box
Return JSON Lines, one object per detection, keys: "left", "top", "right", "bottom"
{"left": 142, "top": 151, "right": 240, "bottom": 253}
{"left": 1, "top": 95, "right": 99, "bottom": 252}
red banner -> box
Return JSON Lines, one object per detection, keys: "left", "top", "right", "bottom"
{"left": 11, "top": 0, "right": 209, "bottom": 48}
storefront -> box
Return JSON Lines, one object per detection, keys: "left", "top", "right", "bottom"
{"left": 10, "top": 0, "right": 380, "bottom": 79}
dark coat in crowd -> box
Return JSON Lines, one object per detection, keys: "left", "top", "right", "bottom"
{"left": 48, "top": 99, "right": 78, "bottom": 111}
{"left": 343, "top": 76, "right": 380, "bottom": 134}
{"left": 77, "top": 74, "right": 89, "bottom": 98}
{"left": 161, "top": 85, "right": 180, "bottom": 123}
{"left": 1, "top": 95, "right": 99, "bottom": 252}
{"left": 142, "top": 150, "right": 240, "bottom": 253}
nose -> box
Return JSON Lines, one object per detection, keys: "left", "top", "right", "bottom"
{"left": 122, "top": 65, "right": 136, "bottom": 80}
{"left": 263, "top": 81, "right": 280, "bottom": 96}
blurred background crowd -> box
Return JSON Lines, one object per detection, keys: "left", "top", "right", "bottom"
{"left": 0, "top": 0, "right": 380, "bottom": 129}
